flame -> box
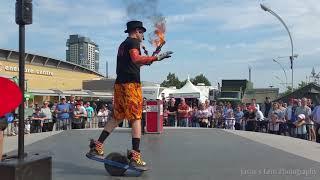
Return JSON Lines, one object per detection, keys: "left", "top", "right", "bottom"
{"left": 150, "top": 20, "right": 166, "bottom": 47}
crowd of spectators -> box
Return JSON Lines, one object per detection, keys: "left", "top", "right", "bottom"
{"left": 4, "top": 95, "right": 113, "bottom": 135}
{"left": 162, "top": 97, "right": 320, "bottom": 143}
{"left": 3, "top": 95, "right": 320, "bottom": 144}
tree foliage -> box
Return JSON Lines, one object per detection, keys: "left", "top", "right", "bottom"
{"left": 191, "top": 74, "right": 211, "bottom": 86}
{"left": 160, "top": 73, "right": 184, "bottom": 88}
{"left": 280, "top": 81, "right": 309, "bottom": 97}
{"left": 161, "top": 73, "right": 211, "bottom": 88}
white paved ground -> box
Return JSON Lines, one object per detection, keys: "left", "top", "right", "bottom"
{"left": 224, "top": 129, "right": 320, "bottom": 163}
{"left": 3, "top": 131, "right": 63, "bottom": 154}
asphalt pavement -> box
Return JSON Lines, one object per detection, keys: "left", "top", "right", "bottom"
{"left": 4, "top": 128, "right": 320, "bottom": 180}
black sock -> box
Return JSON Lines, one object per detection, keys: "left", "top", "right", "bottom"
{"left": 132, "top": 138, "right": 140, "bottom": 152}
{"left": 98, "top": 130, "right": 110, "bottom": 143}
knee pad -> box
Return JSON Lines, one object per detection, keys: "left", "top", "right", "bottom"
{"left": 0, "top": 116, "right": 8, "bottom": 131}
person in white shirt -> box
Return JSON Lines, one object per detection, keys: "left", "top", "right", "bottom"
{"left": 255, "top": 108, "right": 265, "bottom": 132}
{"left": 225, "top": 111, "right": 235, "bottom": 130}
{"left": 97, "top": 105, "right": 109, "bottom": 128}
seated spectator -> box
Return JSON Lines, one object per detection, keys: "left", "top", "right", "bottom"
{"left": 294, "top": 114, "right": 307, "bottom": 140}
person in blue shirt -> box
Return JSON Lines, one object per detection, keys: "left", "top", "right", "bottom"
{"left": 234, "top": 106, "right": 244, "bottom": 130}
{"left": 55, "top": 96, "right": 71, "bottom": 130}
{"left": 85, "top": 102, "right": 94, "bottom": 128}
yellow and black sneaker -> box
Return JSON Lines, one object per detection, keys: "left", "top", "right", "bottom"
{"left": 127, "top": 150, "right": 148, "bottom": 171}
{"left": 88, "top": 139, "right": 104, "bottom": 156}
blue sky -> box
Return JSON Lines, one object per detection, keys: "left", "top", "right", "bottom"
{"left": 1, "top": 0, "right": 320, "bottom": 92}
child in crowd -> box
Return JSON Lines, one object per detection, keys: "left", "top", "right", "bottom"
{"left": 305, "top": 115, "right": 316, "bottom": 141}
{"left": 268, "top": 113, "right": 281, "bottom": 134}
{"left": 294, "top": 114, "right": 307, "bottom": 140}
{"left": 225, "top": 111, "right": 235, "bottom": 130}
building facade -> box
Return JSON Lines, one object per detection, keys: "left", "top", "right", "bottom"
{"left": 66, "top": 35, "right": 99, "bottom": 72}
{"left": 0, "top": 48, "right": 112, "bottom": 104}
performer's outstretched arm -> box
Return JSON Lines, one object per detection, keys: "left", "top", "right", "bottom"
{"left": 129, "top": 49, "right": 157, "bottom": 65}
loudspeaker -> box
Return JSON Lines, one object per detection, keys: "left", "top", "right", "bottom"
{"left": 15, "top": 0, "right": 33, "bottom": 25}
{"left": 0, "top": 153, "right": 52, "bottom": 180}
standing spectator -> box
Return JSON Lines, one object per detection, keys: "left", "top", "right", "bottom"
{"left": 97, "top": 105, "right": 109, "bottom": 128}
{"left": 234, "top": 106, "right": 244, "bottom": 130}
{"left": 294, "top": 114, "right": 307, "bottom": 140}
{"left": 223, "top": 103, "right": 233, "bottom": 119}
{"left": 269, "top": 102, "right": 286, "bottom": 135}
{"left": 205, "top": 100, "right": 213, "bottom": 128}
{"left": 242, "top": 104, "right": 249, "bottom": 130}
{"left": 31, "top": 108, "right": 45, "bottom": 133}
{"left": 209, "top": 100, "right": 217, "bottom": 128}
{"left": 163, "top": 106, "right": 168, "bottom": 126}
{"left": 73, "top": 103, "right": 86, "bottom": 129}
{"left": 141, "top": 98, "right": 147, "bottom": 133}
{"left": 177, "top": 98, "right": 189, "bottom": 127}
{"left": 190, "top": 106, "right": 199, "bottom": 127}
{"left": 167, "top": 98, "right": 177, "bottom": 127}
{"left": 40, "top": 101, "right": 52, "bottom": 132}
{"left": 245, "top": 106, "right": 256, "bottom": 131}
{"left": 85, "top": 102, "right": 95, "bottom": 128}
{"left": 268, "top": 113, "right": 280, "bottom": 134}
{"left": 68, "top": 95, "right": 76, "bottom": 124}
{"left": 255, "top": 108, "right": 265, "bottom": 132}
{"left": 251, "top": 98, "right": 260, "bottom": 111}
{"left": 108, "top": 98, "right": 114, "bottom": 123}
{"left": 51, "top": 101, "right": 58, "bottom": 131}
{"left": 225, "top": 111, "right": 235, "bottom": 130}
{"left": 261, "top": 97, "right": 272, "bottom": 118}
{"left": 55, "top": 96, "right": 71, "bottom": 130}
{"left": 92, "top": 102, "right": 98, "bottom": 115}
{"left": 286, "top": 99, "right": 298, "bottom": 137}
{"left": 215, "top": 103, "right": 224, "bottom": 128}
{"left": 0, "top": 114, "right": 9, "bottom": 160}
{"left": 307, "top": 99, "right": 315, "bottom": 111}
{"left": 312, "top": 103, "right": 320, "bottom": 143}
{"left": 197, "top": 103, "right": 210, "bottom": 128}
{"left": 295, "top": 98, "right": 315, "bottom": 140}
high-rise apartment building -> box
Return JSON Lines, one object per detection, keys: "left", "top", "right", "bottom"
{"left": 66, "top": 35, "right": 99, "bottom": 71}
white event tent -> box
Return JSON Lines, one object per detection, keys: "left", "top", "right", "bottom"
{"left": 169, "top": 77, "right": 207, "bottom": 102}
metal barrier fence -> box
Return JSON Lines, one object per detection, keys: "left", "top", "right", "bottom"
{"left": 4, "top": 115, "right": 110, "bottom": 136}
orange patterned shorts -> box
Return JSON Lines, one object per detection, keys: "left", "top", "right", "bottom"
{"left": 113, "top": 83, "right": 142, "bottom": 121}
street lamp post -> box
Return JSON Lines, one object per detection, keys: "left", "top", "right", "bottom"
{"left": 260, "top": 4, "right": 295, "bottom": 92}
{"left": 273, "top": 58, "right": 288, "bottom": 87}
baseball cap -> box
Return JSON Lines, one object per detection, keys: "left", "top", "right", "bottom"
{"left": 298, "top": 114, "right": 305, "bottom": 120}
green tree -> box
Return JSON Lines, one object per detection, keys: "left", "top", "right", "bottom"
{"left": 280, "top": 81, "right": 309, "bottom": 97}
{"left": 298, "top": 81, "right": 308, "bottom": 88}
{"left": 191, "top": 74, "right": 211, "bottom": 86}
{"left": 160, "top": 73, "right": 182, "bottom": 88}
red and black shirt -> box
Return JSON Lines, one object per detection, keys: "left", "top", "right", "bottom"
{"left": 115, "top": 37, "right": 141, "bottom": 84}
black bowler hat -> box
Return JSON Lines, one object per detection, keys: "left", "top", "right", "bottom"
{"left": 124, "top": 20, "right": 146, "bottom": 33}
